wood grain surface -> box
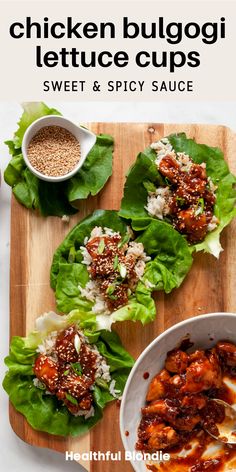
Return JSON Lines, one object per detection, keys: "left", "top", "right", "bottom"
{"left": 9, "top": 123, "right": 236, "bottom": 471}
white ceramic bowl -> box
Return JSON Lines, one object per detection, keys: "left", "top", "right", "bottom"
{"left": 21, "top": 115, "right": 96, "bottom": 182}
{"left": 120, "top": 312, "right": 236, "bottom": 472}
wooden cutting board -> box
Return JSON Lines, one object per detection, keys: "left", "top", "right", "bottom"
{"left": 9, "top": 123, "right": 236, "bottom": 472}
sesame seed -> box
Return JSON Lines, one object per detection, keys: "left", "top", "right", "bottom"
{"left": 27, "top": 125, "right": 81, "bottom": 177}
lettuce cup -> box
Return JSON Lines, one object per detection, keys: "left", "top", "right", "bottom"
{"left": 50, "top": 210, "right": 192, "bottom": 329}
{"left": 119, "top": 133, "right": 236, "bottom": 258}
{"left": 3, "top": 311, "right": 134, "bottom": 437}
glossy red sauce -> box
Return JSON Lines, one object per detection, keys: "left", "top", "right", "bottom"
{"left": 137, "top": 340, "right": 236, "bottom": 471}
{"left": 34, "top": 325, "right": 98, "bottom": 415}
{"left": 158, "top": 155, "right": 217, "bottom": 243}
{"left": 144, "top": 372, "right": 150, "bottom": 380}
{"left": 86, "top": 234, "right": 138, "bottom": 311}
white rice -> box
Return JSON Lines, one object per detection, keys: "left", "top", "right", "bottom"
{"left": 92, "top": 298, "right": 110, "bottom": 315}
{"left": 175, "top": 152, "right": 192, "bottom": 172}
{"left": 78, "top": 280, "right": 110, "bottom": 315}
{"left": 80, "top": 246, "right": 92, "bottom": 265}
{"left": 73, "top": 405, "right": 95, "bottom": 419}
{"left": 134, "top": 259, "right": 146, "bottom": 279}
{"left": 207, "top": 215, "right": 219, "bottom": 232}
{"left": 145, "top": 186, "right": 171, "bottom": 220}
{"left": 144, "top": 279, "right": 155, "bottom": 289}
{"left": 90, "top": 226, "right": 103, "bottom": 238}
{"left": 87, "top": 226, "right": 118, "bottom": 242}
{"left": 61, "top": 215, "right": 70, "bottom": 223}
{"left": 208, "top": 176, "right": 218, "bottom": 194}
{"left": 150, "top": 138, "right": 174, "bottom": 166}
{"left": 36, "top": 330, "right": 58, "bottom": 357}
{"left": 109, "top": 379, "right": 121, "bottom": 399}
{"left": 127, "top": 241, "right": 150, "bottom": 261}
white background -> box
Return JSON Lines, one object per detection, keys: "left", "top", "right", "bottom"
{"left": 1, "top": 101, "right": 236, "bottom": 471}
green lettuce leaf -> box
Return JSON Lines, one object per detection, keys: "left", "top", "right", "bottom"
{"left": 50, "top": 210, "right": 192, "bottom": 329}
{"left": 137, "top": 219, "right": 193, "bottom": 292}
{"left": 3, "top": 311, "right": 134, "bottom": 437}
{"left": 4, "top": 103, "right": 114, "bottom": 217}
{"left": 66, "top": 134, "right": 114, "bottom": 201}
{"left": 119, "top": 133, "right": 236, "bottom": 258}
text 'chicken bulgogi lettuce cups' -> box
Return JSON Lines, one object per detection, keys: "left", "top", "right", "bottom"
{"left": 119, "top": 133, "right": 236, "bottom": 258}
{"left": 3, "top": 311, "right": 134, "bottom": 437}
{"left": 50, "top": 210, "right": 193, "bottom": 329}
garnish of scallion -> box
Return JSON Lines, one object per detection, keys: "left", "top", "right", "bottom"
{"left": 65, "top": 393, "right": 78, "bottom": 405}
{"left": 97, "top": 238, "right": 105, "bottom": 254}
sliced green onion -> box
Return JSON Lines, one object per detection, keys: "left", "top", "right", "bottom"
{"left": 176, "top": 196, "right": 185, "bottom": 206}
{"left": 118, "top": 234, "right": 130, "bottom": 249}
{"left": 143, "top": 180, "right": 157, "bottom": 193}
{"left": 164, "top": 177, "right": 172, "bottom": 186}
{"left": 195, "top": 198, "right": 205, "bottom": 216}
{"left": 109, "top": 294, "right": 118, "bottom": 301}
{"left": 95, "top": 378, "right": 109, "bottom": 390}
{"left": 113, "top": 254, "right": 119, "bottom": 270}
{"left": 74, "top": 334, "right": 81, "bottom": 354}
{"left": 106, "top": 284, "right": 118, "bottom": 300}
{"left": 118, "top": 263, "right": 127, "bottom": 279}
{"left": 106, "top": 285, "right": 115, "bottom": 295}
{"left": 63, "top": 369, "right": 70, "bottom": 376}
{"left": 65, "top": 393, "right": 78, "bottom": 405}
{"left": 98, "top": 238, "right": 105, "bottom": 254}
{"left": 71, "top": 362, "right": 82, "bottom": 375}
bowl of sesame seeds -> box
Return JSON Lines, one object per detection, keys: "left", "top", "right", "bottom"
{"left": 22, "top": 115, "right": 96, "bottom": 182}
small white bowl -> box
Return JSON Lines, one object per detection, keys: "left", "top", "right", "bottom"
{"left": 120, "top": 312, "right": 236, "bottom": 472}
{"left": 21, "top": 115, "right": 96, "bottom": 182}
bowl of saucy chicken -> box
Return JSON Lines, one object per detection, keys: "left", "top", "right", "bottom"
{"left": 120, "top": 313, "right": 236, "bottom": 472}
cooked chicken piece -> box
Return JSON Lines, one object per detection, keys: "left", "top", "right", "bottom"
{"left": 78, "top": 392, "right": 93, "bottom": 410}
{"left": 189, "top": 163, "right": 207, "bottom": 181}
{"left": 188, "top": 350, "right": 206, "bottom": 363}
{"left": 142, "top": 400, "right": 179, "bottom": 425}
{"left": 181, "top": 394, "right": 207, "bottom": 411}
{"left": 165, "top": 349, "right": 189, "bottom": 374}
{"left": 171, "top": 414, "right": 201, "bottom": 432}
{"left": 178, "top": 178, "right": 206, "bottom": 199}
{"left": 216, "top": 341, "right": 236, "bottom": 367}
{"left": 181, "top": 350, "right": 222, "bottom": 394}
{"left": 57, "top": 373, "right": 92, "bottom": 400}
{"left": 146, "top": 369, "right": 171, "bottom": 402}
{"left": 142, "top": 399, "right": 169, "bottom": 416}
{"left": 86, "top": 235, "right": 111, "bottom": 258}
{"left": 145, "top": 422, "right": 180, "bottom": 451}
{"left": 169, "top": 374, "right": 185, "bottom": 389}
{"left": 174, "top": 209, "right": 208, "bottom": 244}
{"left": 34, "top": 354, "right": 59, "bottom": 392}
{"left": 79, "top": 343, "right": 98, "bottom": 378}
{"left": 63, "top": 392, "right": 93, "bottom": 416}
{"left": 55, "top": 325, "right": 78, "bottom": 363}
{"left": 159, "top": 155, "right": 180, "bottom": 184}
{"left": 204, "top": 189, "right": 216, "bottom": 208}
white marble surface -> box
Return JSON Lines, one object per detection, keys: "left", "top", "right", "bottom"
{"left": 0, "top": 101, "right": 236, "bottom": 471}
